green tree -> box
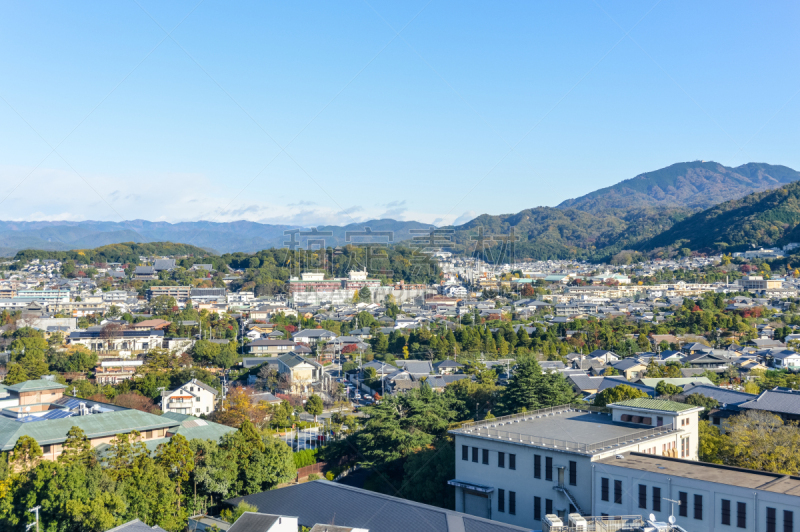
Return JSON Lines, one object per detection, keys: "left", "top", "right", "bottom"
{"left": 305, "top": 395, "right": 324, "bottom": 421}
{"left": 11, "top": 435, "right": 42, "bottom": 472}
{"left": 593, "top": 384, "right": 649, "bottom": 407}
{"left": 58, "top": 426, "right": 94, "bottom": 466}
{"left": 221, "top": 500, "right": 259, "bottom": 524}
{"left": 495, "top": 361, "right": 576, "bottom": 415}
{"left": 358, "top": 287, "right": 371, "bottom": 303}
{"left": 655, "top": 380, "right": 682, "bottom": 397}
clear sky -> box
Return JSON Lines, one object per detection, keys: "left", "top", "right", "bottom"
{"left": 1, "top": 1, "right": 798, "bottom": 226}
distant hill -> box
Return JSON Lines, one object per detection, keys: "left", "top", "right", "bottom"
{"left": 14, "top": 242, "right": 215, "bottom": 264}
{"left": 0, "top": 219, "right": 432, "bottom": 256}
{"left": 637, "top": 180, "right": 800, "bottom": 253}
{"left": 558, "top": 161, "right": 800, "bottom": 213}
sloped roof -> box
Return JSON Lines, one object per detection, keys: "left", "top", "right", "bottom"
{"left": 6, "top": 379, "right": 67, "bottom": 393}
{"left": 610, "top": 398, "right": 698, "bottom": 412}
{"left": 106, "top": 519, "right": 168, "bottom": 532}
{"left": 679, "top": 383, "right": 755, "bottom": 406}
{"left": 739, "top": 388, "right": 800, "bottom": 416}
{"left": 226, "top": 480, "right": 530, "bottom": 532}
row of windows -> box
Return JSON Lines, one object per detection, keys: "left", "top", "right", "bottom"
{"left": 604, "top": 481, "right": 794, "bottom": 531}
{"left": 461, "top": 446, "right": 516, "bottom": 470}
{"left": 533, "top": 496, "right": 553, "bottom": 520}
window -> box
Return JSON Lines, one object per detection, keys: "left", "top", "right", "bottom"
{"left": 638, "top": 485, "right": 647, "bottom": 509}
{"left": 601, "top": 478, "right": 609, "bottom": 501}
{"left": 509, "top": 454, "right": 516, "bottom": 470}
{"left": 569, "top": 503, "right": 576, "bottom": 514}
{"left": 472, "top": 447, "right": 478, "bottom": 463}
{"left": 713, "top": 416, "right": 721, "bottom": 426}
{"left": 737, "top": 502, "right": 747, "bottom": 529}
{"left": 569, "top": 461, "right": 577, "bottom": 486}
{"left": 498, "top": 452, "right": 505, "bottom": 468}
{"left": 657, "top": 416, "right": 663, "bottom": 426}
{"left": 534, "top": 496, "right": 541, "bottom": 520}
{"left": 768, "top": 508, "right": 777, "bottom": 532}
{"left": 685, "top": 417, "right": 690, "bottom": 425}
{"left": 42, "top": 445, "right": 51, "bottom": 454}
{"left": 784, "top": 510, "right": 794, "bottom": 532}
{"left": 545, "top": 457, "right": 553, "bottom": 481}
{"left": 482, "top": 449, "right": 489, "bottom": 465}
{"left": 694, "top": 494, "right": 703, "bottom": 520}
{"left": 614, "top": 480, "right": 622, "bottom": 504}
{"left": 546, "top": 499, "right": 553, "bottom": 515}
{"left": 195, "top": 397, "right": 200, "bottom": 402}
{"left": 498, "top": 489, "right": 505, "bottom": 513}
{"left": 652, "top": 487, "right": 661, "bottom": 512}
{"left": 509, "top": 491, "right": 516, "bottom": 515}
{"left": 721, "top": 499, "right": 731, "bottom": 526}
{"left": 196, "top": 408, "right": 200, "bottom": 413}
{"left": 534, "top": 455, "right": 541, "bottom": 478}
{"left": 679, "top": 492, "right": 688, "bottom": 517}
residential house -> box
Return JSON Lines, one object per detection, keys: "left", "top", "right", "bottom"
{"left": 434, "top": 359, "right": 464, "bottom": 375}
{"left": 587, "top": 350, "right": 619, "bottom": 364}
{"left": 739, "top": 388, "right": 800, "bottom": 423}
{"left": 609, "top": 358, "right": 647, "bottom": 381}
{"left": 247, "top": 339, "right": 297, "bottom": 356}
{"left": 768, "top": 350, "right": 800, "bottom": 370}
{"left": 275, "top": 353, "right": 324, "bottom": 395}
{"left": 292, "top": 329, "right": 337, "bottom": 344}
{"left": 160, "top": 379, "right": 218, "bottom": 416}
{"left": 681, "top": 352, "right": 730, "bottom": 371}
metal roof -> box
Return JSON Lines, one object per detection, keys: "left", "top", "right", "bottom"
{"left": 610, "top": 398, "right": 697, "bottom": 412}
{"left": 6, "top": 379, "right": 67, "bottom": 393}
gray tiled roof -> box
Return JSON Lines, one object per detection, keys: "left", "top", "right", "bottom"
{"left": 227, "top": 512, "right": 280, "bottom": 532}
{"left": 106, "top": 519, "right": 167, "bottom": 532}
{"left": 679, "top": 384, "right": 754, "bottom": 406}
{"left": 226, "top": 481, "right": 529, "bottom": 532}
{"left": 740, "top": 389, "right": 800, "bottom": 415}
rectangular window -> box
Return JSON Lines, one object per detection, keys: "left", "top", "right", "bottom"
{"left": 482, "top": 448, "right": 489, "bottom": 465}
{"left": 713, "top": 416, "right": 721, "bottom": 426}
{"left": 784, "top": 510, "right": 794, "bottom": 532}
{"left": 545, "top": 457, "right": 553, "bottom": 481}
{"left": 721, "top": 499, "right": 731, "bottom": 526}
{"left": 498, "top": 452, "right": 505, "bottom": 468}
{"left": 569, "top": 503, "right": 576, "bottom": 514}
{"left": 737, "top": 502, "right": 747, "bottom": 529}
{"left": 42, "top": 445, "right": 51, "bottom": 454}
{"left": 534, "top": 455, "right": 541, "bottom": 478}
{"left": 472, "top": 447, "right": 478, "bottom": 463}
{"left": 657, "top": 416, "right": 664, "bottom": 426}
{"left": 546, "top": 499, "right": 553, "bottom": 515}
{"left": 638, "top": 484, "right": 647, "bottom": 509}
{"left": 679, "top": 492, "right": 688, "bottom": 517}
{"left": 601, "top": 478, "right": 609, "bottom": 501}
{"left": 509, "top": 454, "right": 516, "bottom": 470}
{"left": 498, "top": 489, "right": 505, "bottom": 513}
{"left": 768, "top": 508, "right": 777, "bottom": 532}
{"left": 534, "top": 496, "right": 541, "bottom": 520}
{"left": 614, "top": 480, "right": 623, "bottom": 504}
{"left": 509, "top": 491, "right": 516, "bottom": 515}
{"left": 569, "top": 461, "right": 577, "bottom": 486}
{"left": 653, "top": 487, "right": 661, "bottom": 512}
{"left": 694, "top": 494, "right": 703, "bottom": 520}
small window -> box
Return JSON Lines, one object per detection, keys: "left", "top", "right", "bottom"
{"left": 653, "top": 487, "right": 661, "bottom": 512}
{"left": 545, "top": 457, "right": 553, "bottom": 481}
{"left": 509, "top": 491, "right": 516, "bottom": 515}
{"left": 679, "top": 492, "right": 688, "bottom": 517}
{"left": 482, "top": 449, "right": 489, "bottom": 465}
{"left": 767, "top": 507, "right": 777, "bottom": 532}
{"left": 498, "top": 489, "right": 505, "bottom": 513}
{"left": 472, "top": 447, "right": 478, "bottom": 463}
{"left": 569, "top": 460, "right": 577, "bottom": 486}
{"left": 509, "top": 454, "right": 516, "bottom": 470}
{"left": 534, "top": 496, "right": 541, "bottom": 520}
{"left": 638, "top": 484, "right": 647, "bottom": 509}
{"left": 534, "top": 454, "right": 541, "bottom": 478}
{"left": 462, "top": 445, "right": 468, "bottom": 461}
{"left": 784, "top": 510, "right": 793, "bottom": 532}
{"left": 737, "top": 502, "right": 747, "bottom": 529}
{"left": 545, "top": 499, "right": 553, "bottom": 515}
{"left": 614, "top": 480, "right": 623, "bottom": 504}
{"left": 657, "top": 416, "right": 663, "bottom": 426}
{"left": 713, "top": 416, "right": 721, "bottom": 426}
{"left": 721, "top": 499, "right": 731, "bottom": 526}
{"left": 601, "top": 478, "right": 609, "bottom": 501}
{"left": 694, "top": 494, "right": 703, "bottom": 520}
{"left": 498, "top": 452, "right": 505, "bottom": 468}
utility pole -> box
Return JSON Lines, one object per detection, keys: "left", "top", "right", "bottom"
{"left": 27, "top": 505, "right": 41, "bottom": 532}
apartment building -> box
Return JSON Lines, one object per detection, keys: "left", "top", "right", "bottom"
{"left": 594, "top": 452, "right": 800, "bottom": 532}
{"left": 449, "top": 399, "right": 702, "bottom": 530}
{"left": 147, "top": 285, "right": 192, "bottom": 303}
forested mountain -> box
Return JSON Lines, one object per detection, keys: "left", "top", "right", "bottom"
{"left": 637, "top": 180, "right": 800, "bottom": 253}
{"left": 0, "top": 219, "right": 431, "bottom": 256}
{"left": 557, "top": 161, "right": 800, "bottom": 213}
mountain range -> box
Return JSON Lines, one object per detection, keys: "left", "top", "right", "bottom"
{"left": 2, "top": 161, "right": 798, "bottom": 260}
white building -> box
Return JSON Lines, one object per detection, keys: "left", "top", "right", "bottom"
{"left": 161, "top": 379, "right": 218, "bottom": 416}
{"left": 449, "top": 399, "right": 702, "bottom": 529}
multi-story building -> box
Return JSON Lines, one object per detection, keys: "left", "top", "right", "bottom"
{"left": 68, "top": 329, "right": 164, "bottom": 355}
{"left": 449, "top": 399, "right": 702, "bottom": 530}
{"left": 594, "top": 452, "right": 800, "bottom": 532}
{"left": 737, "top": 275, "right": 783, "bottom": 292}
{"left": 247, "top": 339, "right": 297, "bottom": 355}
{"left": 16, "top": 289, "right": 71, "bottom": 303}
{"left": 147, "top": 285, "right": 192, "bottom": 303}
{"left": 160, "top": 379, "right": 218, "bottom": 416}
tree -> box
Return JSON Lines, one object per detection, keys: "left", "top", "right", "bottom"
{"left": 358, "top": 287, "right": 371, "bottom": 303}
{"left": 58, "top": 426, "right": 93, "bottom": 465}
{"left": 3, "top": 363, "right": 30, "bottom": 385}
{"left": 10, "top": 435, "right": 42, "bottom": 472}
{"left": 305, "top": 394, "right": 324, "bottom": 421}
{"left": 685, "top": 393, "right": 719, "bottom": 419}
{"left": 655, "top": 380, "right": 682, "bottom": 397}
{"left": 698, "top": 420, "right": 728, "bottom": 464}
{"left": 593, "top": 384, "right": 649, "bottom": 407}
{"left": 495, "top": 361, "right": 576, "bottom": 415}
{"left": 221, "top": 500, "right": 259, "bottom": 524}
{"left": 726, "top": 410, "right": 800, "bottom": 474}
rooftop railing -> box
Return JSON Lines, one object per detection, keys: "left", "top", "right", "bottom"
{"left": 452, "top": 404, "right": 679, "bottom": 455}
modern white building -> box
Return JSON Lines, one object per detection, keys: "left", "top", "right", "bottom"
{"left": 449, "top": 399, "right": 702, "bottom": 530}
{"left": 594, "top": 452, "right": 800, "bottom": 532}
{"left": 161, "top": 379, "right": 218, "bottom": 416}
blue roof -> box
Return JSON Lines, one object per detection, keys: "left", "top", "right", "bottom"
{"left": 16, "top": 409, "right": 75, "bottom": 423}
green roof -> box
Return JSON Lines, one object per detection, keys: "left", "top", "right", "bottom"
{"left": 610, "top": 398, "right": 697, "bottom": 412}
{"left": 638, "top": 377, "right": 714, "bottom": 387}
{"left": 6, "top": 379, "right": 67, "bottom": 393}
{"left": 0, "top": 409, "right": 181, "bottom": 451}
{"left": 160, "top": 412, "right": 236, "bottom": 441}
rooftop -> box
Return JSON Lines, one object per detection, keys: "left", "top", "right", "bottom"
{"left": 451, "top": 405, "right": 681, "bottom": 455}
{"left": 598, "top": 452, "right": 800, "bottom": 495}
{"left": 609, "top": 398, "right": 699, "bottom": 412}
{"left": 6, "top": 378, "right": 67, "bottom": 393}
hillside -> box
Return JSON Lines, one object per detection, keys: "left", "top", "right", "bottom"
{"left": 13, "top": 242, "right": 215, "bottom": 264}
{"left": 637, "top": 180, "right": 800, "bottom": 253}
{"left": 558, "top": 161, "right": 800, "bottom": 213}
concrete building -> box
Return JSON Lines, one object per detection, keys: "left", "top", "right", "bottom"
{"left": 449, "top": 400, "right": 702, "bottom": 529}
{"left": 737, "top": 276, "right": 783, "bottom": 292}
{"left": 594, "top": 452, "right": 800, "bottom": 532}
{"left": 147, "top": 285, "right": 192, "bottom": 303}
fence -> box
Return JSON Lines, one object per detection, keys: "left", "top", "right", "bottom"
{"left": 296, "top": 461, "right": 327, "bottom": 479}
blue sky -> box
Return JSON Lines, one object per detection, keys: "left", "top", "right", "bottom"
{"left": 1, "top": 1, "right": 798, "bottom": 226}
